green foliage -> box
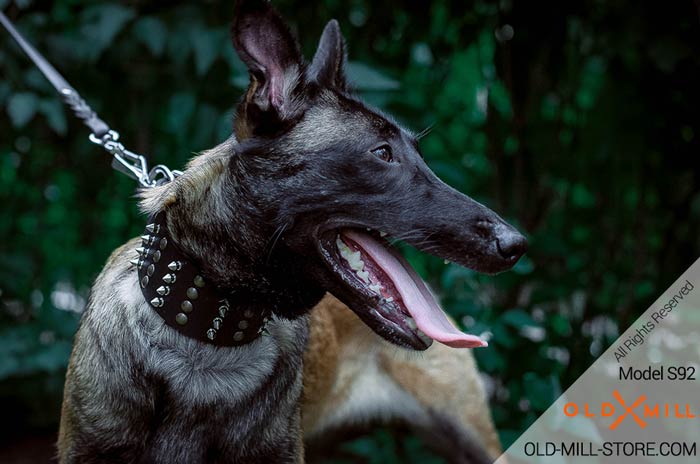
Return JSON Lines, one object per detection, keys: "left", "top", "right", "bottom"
{"left": 1, "top": 0, "right": 699, "bottom": 460}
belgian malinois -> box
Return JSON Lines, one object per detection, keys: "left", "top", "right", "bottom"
{"left": 58, "top": 1, "right": 526, "bottom": 462}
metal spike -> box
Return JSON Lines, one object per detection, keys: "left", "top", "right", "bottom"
{"left": 156, "top": 285, "right": 170, "bottom": 296}
{"left": 218, "top": 305, "right": 228, "bottom": 318}
{"left": 168, "top": 261, "right": 182, "bottom": 271}
{"left": 207, "top": 329, "right": 216, "bottom": 340}
{"left": 130, "top": 258, "right": 139, "bottom": 267}
{"left": 163, "top": 273, "right": 176, "bottom": 284}
{"left": 145, "top": 223, "right": 160, "bottom": 234}
{"left": 136, "top": 247, "right": 147, "bottom": 255}
{"left": 150, "top": 297, "right": 164, "bottom": 308}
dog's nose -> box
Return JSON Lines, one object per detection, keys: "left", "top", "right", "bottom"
{"left": 495, "top": 228, "right": 528, "bottom": 261}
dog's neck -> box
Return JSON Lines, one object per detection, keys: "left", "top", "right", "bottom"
{"left": 138, "top": 137, "right": 325, "bottom": 335}
{"left": 135, "top": 211, "right": 272, "bottom": 345}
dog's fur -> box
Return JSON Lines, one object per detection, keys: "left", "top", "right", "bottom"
{"left": 58, "top": 1, "right": 525, "bottom": 462}
{"left": 302, "top": 294, "right": 503, "bottom": 463}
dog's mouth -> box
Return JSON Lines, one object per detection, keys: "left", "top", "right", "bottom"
{"left": 318, "top": 228, "right": 486, "bottom": 351}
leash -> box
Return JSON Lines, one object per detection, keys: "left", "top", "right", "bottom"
{"left": 0, "top": 11, "right": 181, "bottom": 188}
{"left": 1, "top": 11, "right": 271, "bottom": 347}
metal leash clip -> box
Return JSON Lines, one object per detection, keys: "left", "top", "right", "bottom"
{"left": 1, "top": 11, "right": 182, "bottom": 189}
{"left": 88, "top": 131, "right": 182, "bottom": 187}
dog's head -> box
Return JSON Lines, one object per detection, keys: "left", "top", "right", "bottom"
{"left": 229, "top": 0, "right": 527, "bottom": 350}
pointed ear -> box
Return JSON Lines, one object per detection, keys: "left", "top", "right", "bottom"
{"left": 308, "top": 20, "right": 347, "bottom": 90}
{"left": 232, "top": 0, "right": 303, "bottom": 117}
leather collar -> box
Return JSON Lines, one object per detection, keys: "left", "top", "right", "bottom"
{"left": 133, "top": 212, "right": 270, "bottom": 347}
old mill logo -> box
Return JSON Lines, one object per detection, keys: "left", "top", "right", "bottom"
{"left": 564, "top": 390, "right": 697, "bottom": 429}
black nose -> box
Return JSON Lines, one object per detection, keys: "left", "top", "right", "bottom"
{"left": 496, "top": 227, "right": 528, "bottom": 261}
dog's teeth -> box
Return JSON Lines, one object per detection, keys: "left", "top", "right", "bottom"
{"left": 357, "top": 270, "right": 370, "bottom": 283}
{"left": 347, "top": 250, "right": 363, "bottom": 267}
{"left": 336, "top": 236, "right": 351, "bottom": 255}
{"left": 369, "top": 283, "right": 382, "bottom": 293}
{"left": 385, "top": 297, "right": 394, "bottom": 303}
{"left": 406, "top": 318, "right": 417, "bottom": 330}
{"left": 338, "top": 237, "right": 368, "bottom": 274}
{"left": 349, "top": 256, "right": 364, "bottom": 272}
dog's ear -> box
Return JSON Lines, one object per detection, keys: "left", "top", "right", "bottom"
{"left": 232, "top": 0, "right": 303, "bottom": 118}
{"left": 309, "top": 20, "right": 347, "bottom": 90}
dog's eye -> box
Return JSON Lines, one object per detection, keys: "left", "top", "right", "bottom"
{"left": 370, "top": 145, "right": 394, "bottom": 163}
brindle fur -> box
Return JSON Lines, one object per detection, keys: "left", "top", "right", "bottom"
{"left": 302, "top": 295, "right": 503, "bottom": 463}
{"left": 59, "top": 1, "right": 524, "bottom": 462}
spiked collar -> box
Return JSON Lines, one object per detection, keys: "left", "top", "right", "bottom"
{"left": 133, "top": 212, "right": 270, "bottom": 347}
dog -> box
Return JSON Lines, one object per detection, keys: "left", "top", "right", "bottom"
{"left": 57, "top": 1, "right": 526, "bottom": 462}
{"left": 302, "top": 294, "right": 504, "bottom": 463}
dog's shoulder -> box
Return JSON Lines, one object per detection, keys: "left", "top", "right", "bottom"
{"left": 76, "top": 236, "right": 309, "bottom": 404}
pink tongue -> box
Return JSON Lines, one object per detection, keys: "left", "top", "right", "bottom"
{"left": 344, "top": 231, "right": 486, "bottom": 349}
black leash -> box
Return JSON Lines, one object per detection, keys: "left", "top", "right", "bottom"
{"left": 0, "top": 11, "right": 181, "bottom": 187}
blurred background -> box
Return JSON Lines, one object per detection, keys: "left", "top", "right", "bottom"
{"left": 1, "top": 0, "right": 699, "bottom": 462}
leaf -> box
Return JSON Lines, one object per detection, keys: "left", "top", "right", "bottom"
{"left": 38, "top": 99, "right": 67, "bottom": 135}
{"left": 489, "top": 81, "right": 512, "bottom": 118}
{"left": 165, "top": 93, "right": 196, "bottom": 135}
{"left": 191, "top": 27, "right": 226, "bottom": 76}
{"left": 501, "top": 308, "right": 538, "bottom": 329}
{"left": 346, "top": 62, "right": 400, "bottom": 91}
{"left": 80, "top": 4, "right": 136, "bottom": 62}
{"left": 571, "top": 183, "right": 596, "bottom": 208}
{"left": 512, "top": 255, "right": 535, "bottom": 274}
{"left": 230, "top": 74, "right": 250, "bottom": 89}
{"left": 0, "top": 81, "right": 9, "bottom": 104}
{"left": 550, "top": 315, "right": 572, "bottom": 337}
{"left": 523, "top": 372, "right": 558, "bottom": 411}
{"left": 7, "top": 92, "right": 39, "bottom": 128}
{"left": 133, "top": 17, "right": 168, "bottom": 56}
